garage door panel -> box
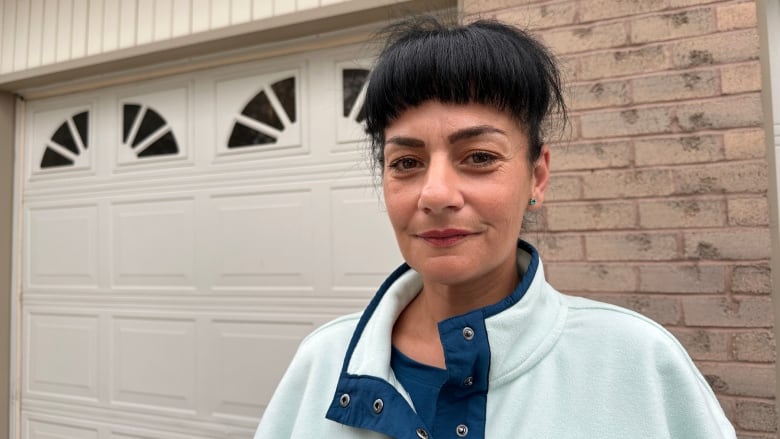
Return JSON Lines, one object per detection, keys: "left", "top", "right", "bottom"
{"left": 207, "top": 190, "right": 315, "bottom": 289}
{"left": 108, "top": 430, "right": 214, "bottom": 439}
{"left": 25, "top": 312, "right": 100, "bottom": 401}
{"left": 27, "top": 205, "right": 99, "bottom": 288}
{"left": 25, "top": 417, "right": 99, "bottom": 439}
{"left": 20, "top": 43, "right": 393, "bottom": 437}
{"left": 111, "top": 317, "right": 197, "bottom": 413}
{"left": 206, "top": 319, "right": 316, "bottom": 419}
{"left": 330, "top": 185, "right": 403, "bottom": 290}
{"left": 111, "top": 198, "right": 196, "bottom": 288}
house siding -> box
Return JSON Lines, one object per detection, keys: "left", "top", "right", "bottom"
{"left": 463, "top": 0, "right": 775, "bottom": 436}
{"left": 0, "top": 0, "right": 353, "bottom": 75}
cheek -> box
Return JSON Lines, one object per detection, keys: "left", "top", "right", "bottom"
{"left": 483, "top": 181, "right": 528, "bottom": 227}
{"left": 383, "top": 182, "right": 412, "bottom": 227}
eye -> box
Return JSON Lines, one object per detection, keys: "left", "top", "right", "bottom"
{"left": 466, "top": 151, "right": 498, "bottom": 167}
{"left": 388, "top": 157, "right": 422, "bottom": 172}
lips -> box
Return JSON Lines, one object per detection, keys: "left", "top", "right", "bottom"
{"left": 416, "top": 229, "right": 475, "bottom": 247}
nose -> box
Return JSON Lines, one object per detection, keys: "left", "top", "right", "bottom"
{"left": 418, "top": 157, "right": 464, "bottom": 214}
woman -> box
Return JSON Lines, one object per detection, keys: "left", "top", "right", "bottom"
{"left": 254, "top": 16, "right": 736, "bottom": 439}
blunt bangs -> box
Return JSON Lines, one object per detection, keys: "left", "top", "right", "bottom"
{"left": 364, "top": 16, "right": 566, "bottom": 169}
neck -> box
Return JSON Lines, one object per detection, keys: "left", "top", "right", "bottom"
{"left": 392, "top": 253, "right": 520, "bottom": 368}
{"left": 418, "top": 259, "right": 520, "bottom": 322}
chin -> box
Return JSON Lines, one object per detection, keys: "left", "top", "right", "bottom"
{"left": 410, "top": 257, "right": 480, "bottom": 285}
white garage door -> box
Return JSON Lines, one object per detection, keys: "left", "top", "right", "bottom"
{"left": 18, "top": 44, "right": 401, "bottom": 439}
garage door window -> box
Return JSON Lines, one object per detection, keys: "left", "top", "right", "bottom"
{"left": 228, "top": 75, "right": 297, "bottom": 149}
{"left": 122, "top": 103, "right": 180, "bottom": 158}
{"left": 40, "top": 111, "right": 89, "bottom": 169}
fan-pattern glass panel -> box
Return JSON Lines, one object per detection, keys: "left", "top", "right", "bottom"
{"left": 122, "top": 104, "right": 179, "bottom": 158}
{"left": 343, "top": 69, "right": 369, "bottom": 123}
{"left": 228, "top": 76, "right": 296, "bottom": 149}
{"left": 40, "top": 111, "right": 89, "bottom": 169}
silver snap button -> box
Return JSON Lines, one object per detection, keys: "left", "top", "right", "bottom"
{"left": 373, "top": 398, "right": 384, "bottom": 414}
{"left": 416, "top": 427, "right": 429, "bottom": 439}
{"left": 462, "top": 326, "right": 475, "bottom": 340}
{"left": 463, "top": 376, "right": 473, "bottom": 386}
{"left": 339, "top": 393, "right": 350, "bottom": 407}
{"left": 456, "top": 423, "right": 469, "bottom": 437}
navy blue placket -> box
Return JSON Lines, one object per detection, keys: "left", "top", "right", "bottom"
{"left": 434, "top": 311, "right": 490, "bottom": 438}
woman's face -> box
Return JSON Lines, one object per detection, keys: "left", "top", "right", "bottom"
{"left": 382, "top": 100, "right": 549, "bottom": 288}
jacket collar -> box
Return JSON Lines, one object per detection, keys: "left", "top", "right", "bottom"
{"left": 339, "top": 240, "right": 562, "bottom": 382}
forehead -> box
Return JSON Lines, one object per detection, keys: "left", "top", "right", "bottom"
{"left": 385, "top": 101, "right": 525, "bottom": 141}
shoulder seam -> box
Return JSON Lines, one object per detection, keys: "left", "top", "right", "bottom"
{"left": 300, "top": 312, "right": 362, "bottom": 346}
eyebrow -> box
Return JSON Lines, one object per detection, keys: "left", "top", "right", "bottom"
{"left": 447, "top": 125, "right": 507, "bottom": 143}
{"left": 385, "top": 125, "right": 507, "bottom": 148}
{"left": 384, "top": 136, "right": 425, "bottom": 148}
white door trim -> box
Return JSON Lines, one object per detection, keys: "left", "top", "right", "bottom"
{"left": 757, "top": 0, "right": 780, "bottom": 423}
{"left": 10, "top": 96, "right": 26, "bottom": 439}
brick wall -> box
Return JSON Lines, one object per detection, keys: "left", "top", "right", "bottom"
{"left": 463, "top": 0, "right": 775, "bottom": 436}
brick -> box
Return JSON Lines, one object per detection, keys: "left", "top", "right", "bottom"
{"left": 670, "top": 329, "right": 729, "bottom": 361}
{"left": 728, "top": 197, "right": 769, "bottom": 226}
{"left": 717, "top": 2, "right": 757, "bottom": 31}
{"left": 635, "top": 135, "right": 723, "bottom": 166}
{"left": 579, "top": 0, "right": 666, "bottom": 22}
{"left": 546, "top": 201, "right": 636, "bottom": 231}
{"left": 569, "top": 81, "right": 631, "bottom": 111}
{"left": 683, "top": 229, "right": 771, "bottom": 260}
{"left": 579, "top": 45, "right": 670, "bottom": 80}
{"left": 581, "top": 107, "right": 673, "bottom": 138}
{"left": 589, "top": 294, "right": 681, "bottom": 325}
{"left": 700, "top": 362, "right": 776, "bottom": 398}
{"left": 673, "top": 161, "right": 768, "bottom": 195}
{"left": 523, "top": 234, "right": 584, "bottom": 261}
{"left": 675, "top": 94, "right": 763, "bottom": 132}
{"left": 557, "top": 56, "right": 579, "bottom": 82}
{"left": 546, "top": 263, "right": 637, "bottom": 292}
{"left": 732, "top": 264, "right": 771, "bottom": 295}
{"left": 724, "top": 128, "right": 766, "bottom": 160}
{"left": 545, "top": 175, "right": 582, "bottom": 201}
{"left": 586, "top": 232, "right": 678, "bottom": 261}
{"left": 495, "top": 2, "right": 577, "bottom": 30}
{"left": 639, "top": 264, "right": 725, "bottom": 293}
{"left": 735, "top": 401, "right": 778, "bottom": 432}
{"left": 583, "top": 169, "right": 675, "bottom": 199}
{"left": 683, "top": 297, "right": 774, "bottom": 328}
{"left": 541, "top": 22, "right": 628, "bottom": 55}
{"left": 737, "top": 433, "right": 777, "bottom": 439}
{"left": 734, "top": 331, "right": 776, "bottom": 362}
{"left": 722, "top": 62, "right": 762, "bottom": 94}
{"left": 719, "top": 396, "right": 737, "bottom": 420}
{"left": 671, "top": 29, "right": 760, "bottom": 68}
{"left": 639, "top": 199, "right": 726, "bottom": 228}
{"left": 552, "top": 141, "right": 631, "bottom": 171}
{"left": 630, "top": 8, "right": 715, "bottom": 44}
{"left": 463, "top": 0, "right": 541, "bottom": 14}
{"left": 668, "top": 0, "right": 726, "bottom": 6}
{"left": 631, "top": 70, "right": 718, "bottom": 104}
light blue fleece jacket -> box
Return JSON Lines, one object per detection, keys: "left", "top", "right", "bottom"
{"left": 254, "top": 242, "right": 736, "bottom": 439}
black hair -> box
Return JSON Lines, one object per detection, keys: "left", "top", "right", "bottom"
{"left": 364, "top": 15, "right": 566, "bottom": 171}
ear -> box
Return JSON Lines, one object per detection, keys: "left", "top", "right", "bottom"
{"left": 530, "top": 144, "right": 550, "bottom": 207}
